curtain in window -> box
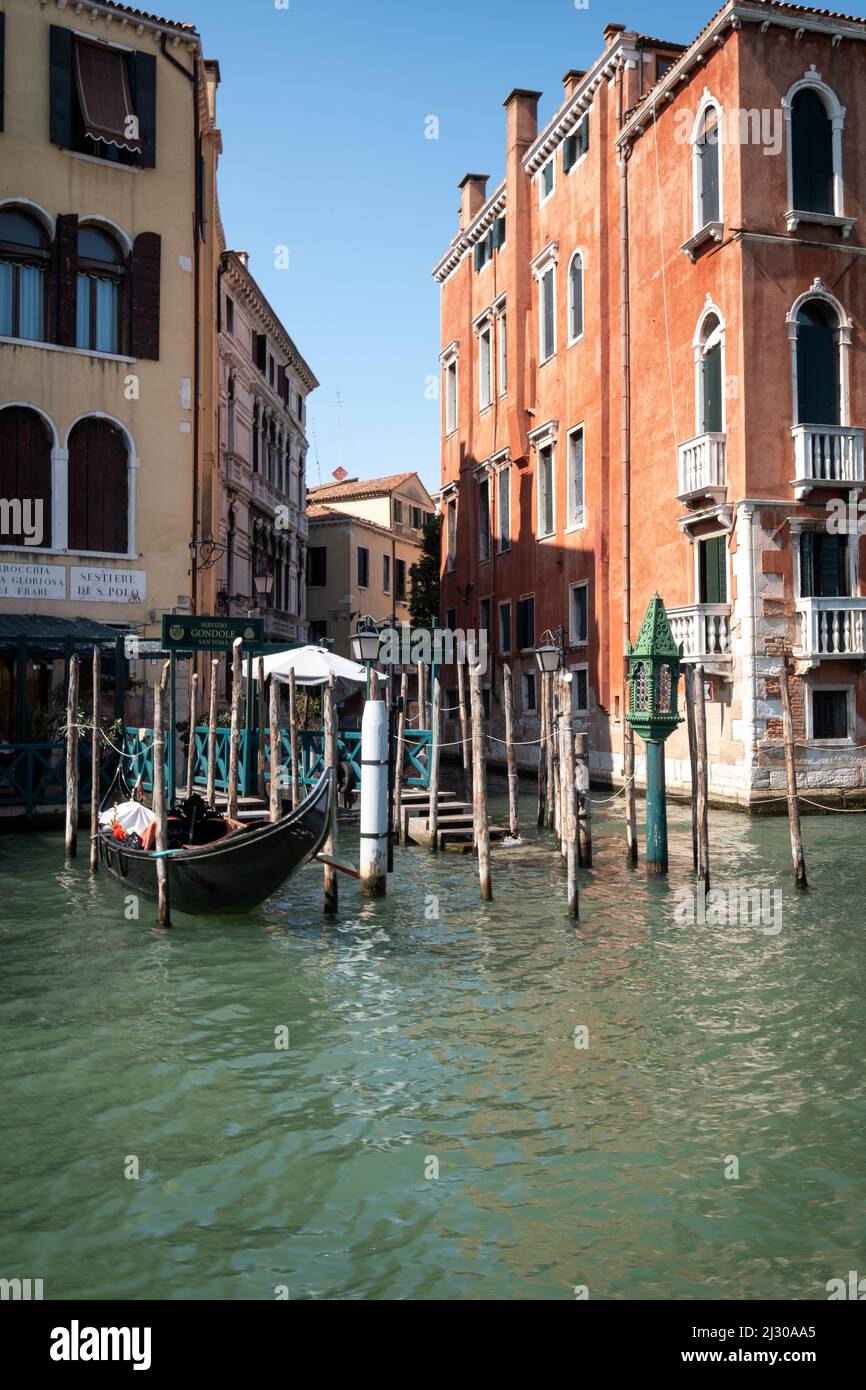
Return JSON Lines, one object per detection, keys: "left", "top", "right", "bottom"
{"left": 76, "top": 274, "right": 90, "bottom": 348}
{"left": 94, "top": 277, "right": 119, "bottom": 352}
{"left": 18, "top": 265, "right": 43, "bottom": 341}
{"left": 0, "top": 261, "right": 12, "bottom": 337}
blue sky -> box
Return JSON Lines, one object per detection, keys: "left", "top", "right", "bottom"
{"left": 187, "top": 0, "right": 865, "bottom": 493}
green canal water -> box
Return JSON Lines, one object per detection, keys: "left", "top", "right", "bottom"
{"left": 1, "top": 783, "right": 864, "bottom": 1301}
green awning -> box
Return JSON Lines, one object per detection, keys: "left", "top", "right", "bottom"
{"left": 0, "top": 614, "right": 126, "bottom": 650}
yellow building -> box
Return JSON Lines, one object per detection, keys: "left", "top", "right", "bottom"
{"left": 306, "top": 473, "right": 435, "bottom": 657}
{"left": 0, "top": 0, "right": 218, "bottom": 737}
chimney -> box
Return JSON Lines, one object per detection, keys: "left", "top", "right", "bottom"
{"left": 603, "top": 22, "right": 626, "bottom": 46}
{"left": 458, "top": 173, "right": 489, "bottom": 230}
{"left": 503, "top": 87, "right": 542, "bottom": 153}
{"left": 562, "top": 68, "right": 586, "bottom": 101}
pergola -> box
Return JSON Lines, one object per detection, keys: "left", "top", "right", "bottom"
{"left": 0, "top": 615, "right": 128, "bottom": 743}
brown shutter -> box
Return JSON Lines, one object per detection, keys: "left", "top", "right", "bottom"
{"left": 0, "top": 408, "right": 53, "bottom": 548}
{"left": 51, "top": 213, "right": 78, "bottom": 347}
{"left": 277, "top": 364, "right": 286, "bottom": 401}
{"left": 129, "top": 231, "right": 161, "bottom": 359}
{"left": 68, "top": 419, "right": 128, "bottom": 554}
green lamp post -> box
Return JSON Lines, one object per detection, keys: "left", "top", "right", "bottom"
{"left": 625, "top": 594, "right": 682, "bottom": 874}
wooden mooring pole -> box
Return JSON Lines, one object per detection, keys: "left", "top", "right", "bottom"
{"left": 269, "top": 674, "right": 280, "bottom": 823}
{"left": 256, "top": 656, "right": 267, "bottom": 802}
{"left": 153, "top": 662, "right": 171, "bottom": 927}
{"left": 537, "top": 678, "right": 547, "bottom": 828}
{"left": 544, "top": 672, "right": 555, "bottom": 831}
{"left": 560, "top": 674, "right": 579, "bottom": 920}
{"left": 683, "top": 663, "right": 699, "bottom": 873}
{"left": 575, "top": 731, "right": 593, "bottom": 868}
{"left": 323, "top": 671, "right": 338, "bottom": 915}
{"left": 469, "top": 662, "right": 492, "bottom": 901}
{"left": 694, "top": 662, "right": 710, "bottom": 890}
{"left": 457, "top": 656, "right": 472, "bottom": 802}
{"left": 395, "top": 671, "right": 407, "bottom": 845}
{"left": 623, "top": 718, "right": 638, "bottom": 865}
{"left": 558, "top": 672, "right": 567, "bottom": 858}
{"left": 185, "top": 671, "right": 199, "bottom": 801}
{"left": 89, "top": 646, "right": 100, "bottom": 872}
{"left": 288, "top": 667, "right": 300, "bottom": 809}
{"left": 65, "top": 653, "right": 79, "bottom": 859}
{"left": 428, "top": 676, "right": 441, "bottom": 853}
{"left": 503, "top": 663, "right": 519, "bottom": 839}
{"left": 780, "top": 658, "right": 808, "bottom": 889}
{"left": 206, "top": 659, "right": 218, "bottom": 807}
{"left": 226, "top": 637, "right": 243, "bottom": 820}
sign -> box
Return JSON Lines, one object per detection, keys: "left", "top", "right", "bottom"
{"left": 71, "top": 567, "right": 146, "bottom": 605}
{"left": 0, "top": 561, "right": 66, "bottom": 601}
{"left": 160, "top": 614, "right": 264, "bottom": 653}
{"left": 704, "top": 680, "right": 714, "bottom": 703}
{"left": 124, "top": 636, "right": 162, "bottom": 660}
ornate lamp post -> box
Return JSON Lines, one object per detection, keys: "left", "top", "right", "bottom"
{"left": 534, "top": 626, "right": 565, "bottom": 675}
{"left": 625, "top": 595, "right": 682, "bottom": 874}
{"left": 351, "top": 616, "right": 382, "bottom": 699}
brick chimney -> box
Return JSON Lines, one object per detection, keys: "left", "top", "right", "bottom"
{"left": 562, "top": 69, "right": 586, "bottom": 101}
{"left": 603, "top": 22, "right": 626, "bottom": 46}
{"left": 503, "top": 88, "right": 542, "bottom": 152}
{"left": 458, "top": 174, "right": 489, "bottom": 230}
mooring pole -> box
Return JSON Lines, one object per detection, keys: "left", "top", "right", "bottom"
{"left": 206, "top": 658, "right": 218, "bottom": 808}
{"left": 537, "top": 678, "right": 547, "bottom": 828}
{"left": 153, "top": 661, "right": 171, "bottom": 927}
{"left": 561, "top": 674, "right": 579, "bottom": 919}
{"left": 185, "top": 671, "right": 199, "bottom": 801}
{"left": 394, "top": 671, "right": 407, "bottom": 846}
{"left": 558, "top": 672, "right": 567, "bottom": 859}
{"left": 575, "top": 731, "right": 592, "bottom": 868}
{"left": 469, "top": 661, "right": 492, "bottom": 901}
{"left": 269, "top": 674, "right": 280, "bottom": 823}
{"left": 256, "top": 656, "right": 267, "bottom": 802}
{"left": 65, "top": 652, "right": 79, "bottom": 860}
{"left": 360, "top": 669, "right": 388, "bottom": 894}
{"left": 323, "top": 671, "right": 339, "bottom": 915}
{"left": 683, "top": 663, "right": 699, "bottom": 873}
{"left": 227, "top": 637, "right": 243, "bottom": 820}
{"left": 168, "top": 650, "right": 177, "bottom": 807}
{"left": 624, "top": 719, "right": 638, "bottom": 864}
{"left": 457, "top": 656, "right": 472, "bottom": 802}
{"left": 694, "top": 662, "right": 710, "bottom": 890}
{"left": 780, "top": 657, "right": 808, "bottom": 889}
{"left": 428, "top": 675, "right": 441, "bottom": 853}
{"left": 288, "top": 667, "right": 300, "bottom": 808}
{"left": 503, "top": 663, "right": 519, "bottom": 839}
{"left": 90, "top": 646, "right": 100, "bottom": 872}
{"left": 545, "top": 672, "right": 555, "bottom": 831}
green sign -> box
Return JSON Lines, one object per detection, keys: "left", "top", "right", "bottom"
{"left": 160, "top": 615, "right": 264, "bottom": 653}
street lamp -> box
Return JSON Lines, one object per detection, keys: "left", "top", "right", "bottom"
{"left": 625, "top": 593, "right": 682, "bottom": 875}
{"left": 253, "top": 562, "right": 274, "bottom": 608}
{"left": 535, "top": 627, "right": 565, "bottom": 674}
{"left": 351, "top": 616, "right": 382, "bottom": 699}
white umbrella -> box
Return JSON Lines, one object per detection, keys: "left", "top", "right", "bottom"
{"left": 242, "top": 645, "right": 367, "bottom": 697}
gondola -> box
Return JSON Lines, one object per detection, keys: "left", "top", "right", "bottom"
{"left": 97, "top": 771, "right": 332, "bottom": 917}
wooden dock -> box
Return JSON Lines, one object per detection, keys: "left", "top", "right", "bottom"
{"left": 399, "top": 788, "right": 508, "bottom": 853}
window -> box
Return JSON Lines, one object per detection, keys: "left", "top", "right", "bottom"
{"left": 68, "top": 417, "right": 128, "bottom": 554}
{"left": 479, "top": 323, "right": 492, "bottom": 410}
{"left": 0, "top": 210, "right": 49, "bottom": 342}
{"left": 225, "top": 296, "right": 234, "bottom": 335}
{"left": 395, "top": 558, "right": 407, "bottom": 601}
{"left": 796, "top": 298, "right": 840, "bottom": 426}
{"left": 799, "top": 532, "right": 848, "bottom": 598}
{"left": 309, "top": 619, "right": 327, "bottom": 644}
{"left": 445, "top": 357, "right": 458, "bottom": 433}
{"left": 698, "top": 312, "right": 724, "bottom": 434}
{"left": 478, "top": 476, "right": 491, "bottom": 561}
{"left": 76, "top": 226, "right": 123, "bottom": 354}
{"left": 516, "top": 596, "right": 535, "bottom": 650}
{"left": 498, "top": 466, "right": 510, "bottom": 551}
{"left": 698, "top": 535, "right": 728, "bottom": 604}
{"left": 695, "top": 104, "right": 721, "bottom": 229}
{"left": 410, "top": 505, "right": 423, "bottom": 529}
{"left": 497, "top": 309, "right": 507, "bottom": 394}
{"left": 564, "top": 113, "right": 590, "bottom": 172}
{"left": 567, "top": 427, "right": 585, "bottom": 528}
{"left": 656, "top": 55, "right": 675, "bottom": 81}
{"left": 446, "top": 607, "right": 456, "bottom": 631}
{"left": 446, "top": 496, "right": 457, "bottom": 572}
{"left": 540, "top": 266, "right": 556, "bottom": 362}
{"left": 571, "top": 665, "right": 589, "bottom": 714}
{"left": 539, "top": 158, "right": 554, "bottom": 204}
{"left": 307, "top": 546, "right": 327, "bottom": 587}
{"left": 569, "top": 582, "right": 589, "bottom": 645}
{"left": 791, "top": 88, "right": 833, "bottom": 214}
{"left": 812, "top": 688, "right": 849, "bottom": 740}
{"left": 393, "top": 499, "right": 403, "bottom": 524}
{"left": 0, "top": 407, "right": 53, "bottom": 548}
{"left": 537, "top": 443, "right": 555, "bottom": 538}
{"left": 499, "top": 601, "right": 511, "bottom": 653}
{"left": 383, "top": 553, "right": 391, "bottom": 594}
{"left": 50, "top": 27, "right": 156, "bottom": 168}
{"left": 523, "top": 671, "right": 537, "bottom": 712}
{"left": 357, "top": 545, "right": 369, "bottom": 588}
{"left": 479, "top": 598, "right": 491, "bottom": 637}
{"left": 568, "top": 252, "right": 584, "bottom": 343}
{"left": 226, "top": 375, "right": 236, "bottom": 453}
{"left": 482, "top": 686, "right": 491, "bottom": 720}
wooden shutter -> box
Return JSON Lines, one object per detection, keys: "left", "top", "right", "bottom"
{"left": 797, "top": 307, "right": 839, "bottom": 426}
{"left": 50, "top": 212, "right": 78, "bottom": 346}
{"left": 793, "top": 89, "right": 833, "bottom": 213}
{"left": 579, "top": 114, "right": 589, "bottom": 155}
{"left": 68, "top": 419, "right": 128, "bottom": 554}
{"left": 701, "top": 343, "right": 723, "bottom": 433}
{"left": 0, "top": 12, "right": 6, "bottom": 133}
{"left": 277, "top": 364, "right": 286, "bottom": 401}
{"left": 131, "top": 50, "right": 157, "bottom": 167}
{"left": 817, "top": 533, "right": 847, "bottom": 598}
{"left": 49, "top": 26, "right": 74, "bottom": 146}
{"left": 0, "top": 408, "right": 53, "bottom": 547}
{"left": 255, "top": 333, "right": 267, "bottom": 373}
{"left": 128, "top": 231, "right": 161, "bottom": 359}
{"left": 563, "top": 134, "right": 576, "bottom": 172}
{"left": 700, "top": 536, "right": 727, "bottom": 604}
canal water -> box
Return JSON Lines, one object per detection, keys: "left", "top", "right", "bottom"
{"left": 1, "top": 782, "right": 863, "bottom": 1301}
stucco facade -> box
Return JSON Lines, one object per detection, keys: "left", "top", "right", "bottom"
{"left": 435, "top": 1, "right": 866, "bottom": 809}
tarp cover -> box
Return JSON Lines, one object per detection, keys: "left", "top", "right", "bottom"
{"left": 74, "top": 40, "right": 142, "bottom": 153}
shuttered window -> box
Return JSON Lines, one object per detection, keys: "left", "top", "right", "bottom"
{"left": 516, "top": 596, "right": 535, "bottom": 650}
{"left": 792, "top": 88, "right": 833, "bottom": 214}
{"left": 569, "top": 252, "right": 584, "bottom": 341}
{"left": 538, "top": 444, "right": 554, "bottom": 537}
{"left": 499, "top": 602, "right": 511, "bottom": 653}
{"left": 357, "top": 546, "right": 369, "bottom": 588}
{"left": 697, "top": 107, "right": 720, "bottom": 226}
{"left": 540, "top": 266, "right": 555, "bottom": 361}
{"left": 49, "top": 27, "right": 156, "bottom": 168}
{"left": 698, "top": 535, "right": 727, "bottom": 604}
{"left": 799, "top": 532, "right": 848, "bottom": 598}
{"left": 68, "top": 417, "right": 128, "bottom": 554}
{"left": 478, "top": 477, "right": 491, "bottom": 560}
{"left": 307, "top": 547, "right": 327, "bottom": 587}
{"left": 0, "top": 407, "right": 53, "bottom": 548}
{"left": 796, "top": 299, "right": 839, "bottom": 426}
{"left": 497, "top": 466, "right": 510, "bottom": 551}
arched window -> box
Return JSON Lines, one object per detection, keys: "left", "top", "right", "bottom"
{"left": 796, "top": 298, "right": 840, "bottom": 426}
{"left": 0, "top": 407, "right": 53, "bottom": 547}
{"left": 68, "top": 417, "right": 128, "bottom": 554}
{"left": 694, "top": 103, "right": 721, "bottom": 229}
{"left": 0, "top": 209, "right": 49, "bottom": 342}
{"left": 791, "top": 88, "right": 833, "bottom": 215}
{"left": 76, "top": 226, "right": 124, "bottom": 353}
{"left": 226, "top": 374, "right": 236, "bottom": 453}
{"left": 568, "top": 251, "right": 584, "bottom": 343}
{"left": 698, "top": 313, "right": 724, "bottom": 434}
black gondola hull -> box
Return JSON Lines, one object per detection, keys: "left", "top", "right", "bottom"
{"left": 97, "top": 772, "right": 332, "bottom": 917}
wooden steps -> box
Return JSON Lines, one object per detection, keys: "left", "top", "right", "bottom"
{"left": 402, "top": 786, "right": 507, "bottom": 852}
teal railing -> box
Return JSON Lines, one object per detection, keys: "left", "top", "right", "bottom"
{"left": 0, "top": 742, "right": 118, "bottom": 819}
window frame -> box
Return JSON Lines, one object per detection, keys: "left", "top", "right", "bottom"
{"left": 497, "top": 462, "right": 511, "bottom": 553}
{"left": 806, "top": 684, "right": 853, "bottom": 744}
{"left": 76, "top": 226, "right": 125, "bottom": 355}
{"left": 357, "top": 544, "right": 369, "bottom": 590}
{"left": 567, "top": 250, "right": 584, "bottom": 346}
{"left": 566, "top": 424, "right": 586, "bottom": 531}
{"left": 783, "top": 76, "right": 851, "bottom": 233}
{"left": 570, "top": 661, "right": 590, "bottom": 716}
{"left": 0, "top": 210, "right": 50, "bottom": 343}
{"left": 499, "top": 599, "right": 512, "bottom": 654}
{"left": 539, "top": 157, "right": 555, "bottom": 206}
{"left": 516, "top": 594, "right": 535, "bottom": 652}
{"left": 537, "top": 441, "right": 556, "bottom": 540}
{"left": 695, "top": 531, "right": 730, "bottom": 606}
{"left": 569, "top": 580, "right": 589, "bottom": 646}
{"left": 691, "top": 96, "right": 723, "bottom": 234}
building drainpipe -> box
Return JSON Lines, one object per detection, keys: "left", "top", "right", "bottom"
{"left": 619, "top": 72, "right": 638, "bottom": 858}
{"left": 738, "top": 502, "right": 758, "bottom": 792}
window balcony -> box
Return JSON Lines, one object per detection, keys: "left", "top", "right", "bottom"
{"left": 251, "top": 473, "right": 281, "bottom": 514}
{"left": 297, "top": 512, "right": 309, "bottom": 540}
{"left": 792, "top": 424, "right": 864, "bottom": 500}
{"left": 677, "top": 432, "right": 727, "bottom": 505}
{"left": 667, "top": 603, "right": 733, "bottom": 664}
{"left": 794, "top": 596, "right": 866, "bottom": 661}
{"left": 264, "top": 611, "right": 298, "bottom": 642}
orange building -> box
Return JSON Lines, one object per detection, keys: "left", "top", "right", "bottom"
{"left": 434, "top": 1, "right": 866, "bottom": 809}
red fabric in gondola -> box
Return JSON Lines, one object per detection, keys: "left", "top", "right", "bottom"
{"left": 73, "top": 40, "right": 142, "bottom": 153}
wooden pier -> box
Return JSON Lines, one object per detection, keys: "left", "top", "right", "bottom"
{"left": 400, "top": 787, "right": 508, "bottom": 853}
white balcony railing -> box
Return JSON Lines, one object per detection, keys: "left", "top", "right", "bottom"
{"left": 297, "top": 512, "right": 309, "bottom": 539}
{"left": 795, "top": 596, "right": 866, "bottom": 659}
{"left": 667, "top": 603, "right": 733, "bottom": 661}
{"left": 251, "top": 473, "right": 281, "bottom": 514}
{"left": 792, "top": 424, "right": 864, "bottom": 499}
{"left": 677, "top": 432, "right": 727, "bottom": 503}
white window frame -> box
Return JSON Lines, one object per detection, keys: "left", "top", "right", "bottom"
{"left": 383, "top": 552, "right": 391, "bottom": 595}
{"left": 693, "top": 530, "right": 731, "bottom": 607}
{"left": 691, "top": 91, "right": 724, "bottom": 235}
{"left": 478, "top": 322, "right": 492, "bottom": 411}
{"left": 531, "top": 242, "right": 558, "bottom": 367}
{"left": 494, "top": 293, "right": 507, "bottom": 396}
{"left": 782, "top": 70, "right": 852, "bottom": 234}
{"left": 693, "top": 299, "right": 727, "bottom": 435}
{"left": 805, "top": 683, "right": 854, "bottom": 745}
{"left": 441, "top": 341, "right": 459, "bottom": 436}
{"left": 523, "top": 669, "right": 538, "bottom": 716}
{"left": 477, "top": 472, "right": 492, "bottom": 562}
{"left": 570, "top": 662, "right": 590, "bottom": 716}
{"left": 786, "top": 279, "right": 852, "bottom": 428}
{"left": 443, "top": 488, "right": 458, "bottom": 573}
{"left": 569, "top": 581, "right": 589, "bottom": 646}
{"left": 567, "top": 249, "right": 585, "bottom": 346}
{"left": 528, "top": 419, "right": 558, "bottom": 542}
{"left": 539, "top": 156, "right": 555, "bottom": 206}
{"left": 496, "top": 458, "right": 511, "bottom": 553}
{"left": 498, "top": 599, "right": 512, "bottom": 654}
{"left": 566, "top": 423, "right": 586, "bottom": 531}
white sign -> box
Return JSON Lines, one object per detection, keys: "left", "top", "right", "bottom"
{"left": 0, "top": 561, "right": 67, "bottom": 601}
{"left": 70, "top": 567, "right": 146, "bottom": 605}
{"left": 124, "top": 635, "right": 161, "bottom": 659}
{"left": 704, "top": 680, "right": 714, "bottom": 703}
